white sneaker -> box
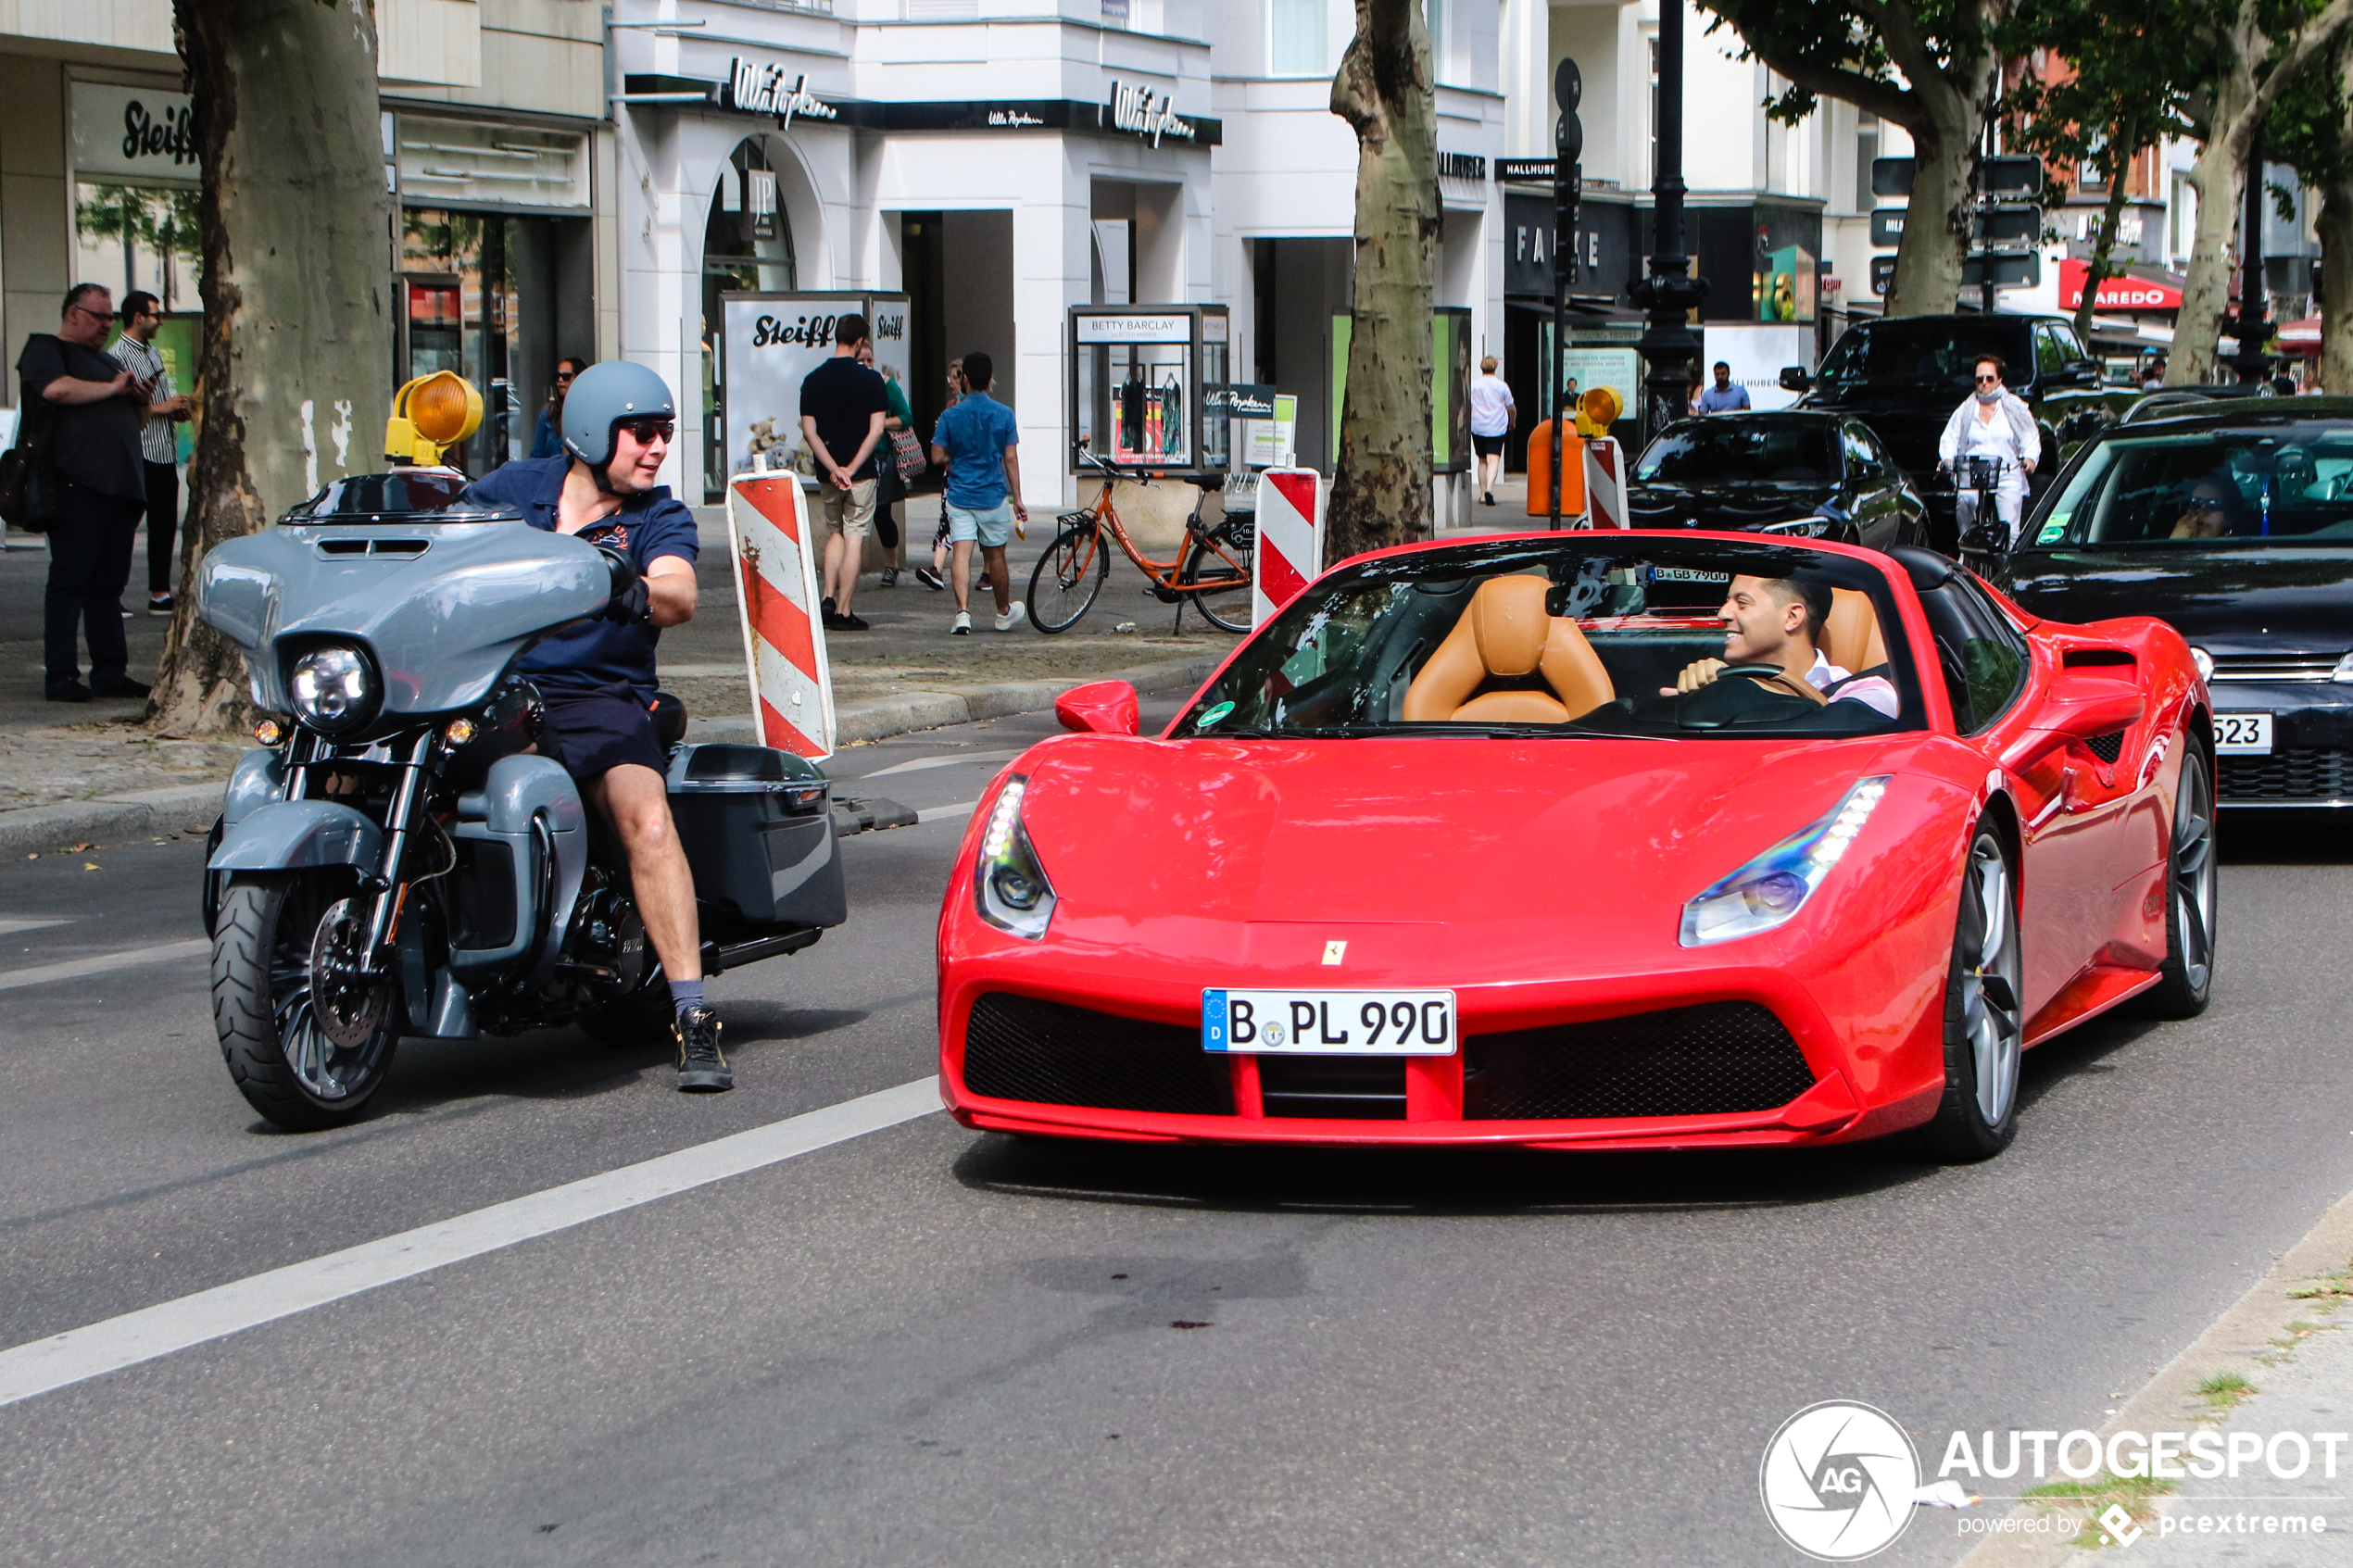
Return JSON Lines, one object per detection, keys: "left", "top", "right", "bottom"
{"left": 994, "top": 602, "right": 1027, "bottom": 632}
{"left": 950, "top": 611, "right": 972, "bottom": 634}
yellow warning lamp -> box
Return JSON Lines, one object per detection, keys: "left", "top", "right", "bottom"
{"left": 1575, "top": 385, "right": 1622, "bottom": 439}
{"left": 384, "top": 370, "right": 484, "bottom": 466}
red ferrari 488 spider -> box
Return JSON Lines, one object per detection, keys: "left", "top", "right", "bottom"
{"left": 936, "top": 533, "right": 2214, "bottom": 1160}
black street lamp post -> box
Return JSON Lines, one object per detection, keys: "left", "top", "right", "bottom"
{"left": 2231, "top": 133, "right": 2271, "bottom": 385}
{"left": 1550, "top": 59, "right": 1581, "bottom": 530}
{"left": 1628, "top": 0, "right": 1707, "bottom": 443}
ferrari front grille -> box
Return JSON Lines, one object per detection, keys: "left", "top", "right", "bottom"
{"left": 961, "top": 992, "right": 1236, "bottom": 1116}
{"left": 1259, "top": 1056, "right": 1407, "bottom": 1120}
{"left": 1464, "top": 1002, "right": 1816, "bottom": 1121}
{"left": 2083, "top": 730, "right": 2125, "bottom": 764}
{"left": 2218, "top": 746, "right": 2353, "bottom": 803}
{"left": 2208, "top": 654, "right": 2341, "bottom": 683}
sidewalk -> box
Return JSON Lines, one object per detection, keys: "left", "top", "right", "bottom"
{"left": 0, "top": 516, "right": 1234, "bottom": 855}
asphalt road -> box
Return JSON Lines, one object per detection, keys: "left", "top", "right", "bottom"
{"left": 4, "top": 704, "right": 2352, "bottom": 1566}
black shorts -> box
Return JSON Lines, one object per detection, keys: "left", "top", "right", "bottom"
{"left": 1472, "top": 433, "right": 1507, "bottom": 458}
{"left": 538, "top": 684, "right": 667, "bottom": 780}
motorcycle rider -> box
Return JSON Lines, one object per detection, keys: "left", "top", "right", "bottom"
{"left": 459, "top": 362, "right": 732, "bottom": 1093}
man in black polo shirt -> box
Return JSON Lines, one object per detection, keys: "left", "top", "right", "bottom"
{"left": 17, "top": 282, "right": 152, "bottom": 702}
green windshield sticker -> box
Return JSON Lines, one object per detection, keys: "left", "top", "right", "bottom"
{"left": 2035, "top": 514, "right": 2069, "bottom": 545}
{"left": 1195, "top": 701, "right": 1236, "bottom": 729}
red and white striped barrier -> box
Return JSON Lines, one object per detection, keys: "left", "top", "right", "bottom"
{"left": 1581, "top": 438, "right": 1628, "bottom": 530}
{"left": 727, "top": 473, "right": 837, "bottom": 760}
{"left": 1251, "top": 467, "right": 1327, "bottom": 626}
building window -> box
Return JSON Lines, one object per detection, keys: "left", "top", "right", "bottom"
{"left": 74, "top": 182, "right": 199, "bottom": 312}
{"left": 1425, "top": 0, "right": 1445, "bottom": 83}
{"left": 1856, "top": 116, "right": 1879, "bottom": 213}
{"left": 1272, "top": 0, "right": 1326, "bottom": 76}
{"left": 2171, "top": 171, "right": 2196, "bottom": 262}
{"left": 1647, "top": 35, "right": 1660, "bottom": 187}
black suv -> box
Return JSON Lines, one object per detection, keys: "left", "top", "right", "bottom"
{"left": 1779, "top": 313, "right": 2136, "bottom": 550}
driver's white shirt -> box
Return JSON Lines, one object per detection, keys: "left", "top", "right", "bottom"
{"left": 1806, "top": 650, "right": 1900, "bottom": 717}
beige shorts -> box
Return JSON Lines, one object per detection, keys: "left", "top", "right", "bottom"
{"left": 814, "top": 477, "right": 877, "bottom": 540}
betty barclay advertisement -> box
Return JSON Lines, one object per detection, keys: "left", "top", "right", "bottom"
{"left": 721, "top": 294, "right": 911, "bottom": 483}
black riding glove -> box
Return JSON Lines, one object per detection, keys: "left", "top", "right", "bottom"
{"left": 605, "top": 579, "right": 651, "bottom": 624}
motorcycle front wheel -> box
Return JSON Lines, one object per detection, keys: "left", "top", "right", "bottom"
{"left": 211, "top": 871, "right": 402, "bottom": 1130}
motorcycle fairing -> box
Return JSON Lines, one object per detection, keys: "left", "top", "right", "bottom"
{"left": 447, "top": 754, "right": 587, "bottom": 982}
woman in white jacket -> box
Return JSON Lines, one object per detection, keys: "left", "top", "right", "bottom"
{"left": 1938, "top": 353, "right": 2039, "bottom": 548}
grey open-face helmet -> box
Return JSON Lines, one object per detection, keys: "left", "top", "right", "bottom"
{"left": 560, "top": 360, "right": 676, "bottom": 473}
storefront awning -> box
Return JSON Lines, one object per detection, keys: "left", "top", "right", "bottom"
{"left": 2058, "top": 259, "right": 2183, "bottom": 312}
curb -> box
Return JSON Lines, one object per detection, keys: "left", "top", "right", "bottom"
{"left": 0, "top": 654, "right": 1223, "bottom": 858}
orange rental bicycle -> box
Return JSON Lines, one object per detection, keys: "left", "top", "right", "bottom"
{"left": 1028, "top": 446, "right": 1257, "bottom": 633}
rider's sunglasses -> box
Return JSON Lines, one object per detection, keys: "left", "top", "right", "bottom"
{"left": 620, "top": 419, "right": 674, "bottom": 445}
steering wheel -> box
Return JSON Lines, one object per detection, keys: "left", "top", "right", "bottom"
{"left": 1713, "top": 663, "right": 1796, "bottom": 684}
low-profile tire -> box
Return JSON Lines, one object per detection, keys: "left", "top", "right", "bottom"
{"left": 1027, "top": 521, "right": 1107, "bottom": 633}
{"left": 211, "top": 871, "right": 401, "bottom": 1132}
{"left": 1917, "top": 827, "right": 2024, "bottom": 1161}
{"left": 580, "top": 978, "right": 673, "bottom": 1046}
{"left": 2133, "top": 745, "right": 2217, "bottom": 1019}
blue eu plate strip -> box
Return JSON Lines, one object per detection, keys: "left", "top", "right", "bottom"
{"left": 1202, "top": 989, "right": 1229, "bottom": 1052}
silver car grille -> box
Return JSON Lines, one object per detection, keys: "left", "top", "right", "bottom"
{"left": 2208, "top": 653, "right": 2344, "bottom": 683}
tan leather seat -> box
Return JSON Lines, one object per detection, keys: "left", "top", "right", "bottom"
{"left": 1822, "top": 587, "right": 1889, "bottom": 676}
{"left": 1402, "top": 574, "right": 1616, "bottom": 722}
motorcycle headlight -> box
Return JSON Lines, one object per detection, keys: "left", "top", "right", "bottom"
{"left": 287, "top": 644, "right": 378, "bottom": 733}
{"left": 975, "top": 775, "right": 1057, "bottom": 940}
{"left": 2192, "top": 646, "right": 2215, "bottom": 683}
{"left": 1680, "top": 777, "right": 1890, "bottom": 947}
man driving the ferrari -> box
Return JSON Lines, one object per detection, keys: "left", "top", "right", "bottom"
{"left": 1664, "top": 574, "right": 1899, "bottom": 716}
{"left": 459, "top": 362, "right": 732, "bottom": 1094}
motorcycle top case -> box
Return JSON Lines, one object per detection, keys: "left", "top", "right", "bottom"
{"left": 665, "top": 744, "right": 845, "bottom": 935}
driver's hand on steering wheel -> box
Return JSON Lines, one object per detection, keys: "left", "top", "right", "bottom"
{"left": 1663, "top": 657, "right": 1726, "bottom": 696}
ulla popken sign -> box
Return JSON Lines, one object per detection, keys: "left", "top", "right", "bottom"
{"left": 69, "top": 81, "right": 197, "bottom": 183}
{"left": 727, "top": 59, "right": 837, "bottom": 127}
{"left": 1105, "top": 80, "right": 1196, "bottom": 147}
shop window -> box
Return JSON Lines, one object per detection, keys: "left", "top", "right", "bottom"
{"left": 1272, "top": 0, "right": 1327, "bottom": 75}
{"left": 74, "top": 182, "right": 199, "bottom": 311}
{"left": 702, "top": 140, "right": 798, "bottom": 501}
{"left": 401, "top": 207, "right": 579, "bottom": 475}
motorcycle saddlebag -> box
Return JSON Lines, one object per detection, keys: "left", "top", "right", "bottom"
{"left": 665, "top": 744, "right": 846, "bottom": 933}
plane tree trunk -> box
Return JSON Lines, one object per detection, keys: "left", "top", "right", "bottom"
{"left": 149, "top": 0, "right": 393, "bottom": 735}
{"left": 1325, "top": 0, "right": 1437, "bottom": 562}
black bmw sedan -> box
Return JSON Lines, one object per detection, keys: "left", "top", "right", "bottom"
{"left": 1628, "top": 411, "right": 1927, "bottom": 548}
{"left": 2005, "top": 398, "right": 2353, "bottom": 808}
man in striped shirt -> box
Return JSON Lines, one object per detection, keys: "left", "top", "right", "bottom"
{"left": 108, "top": 292, "right": 191, "bottom": 615}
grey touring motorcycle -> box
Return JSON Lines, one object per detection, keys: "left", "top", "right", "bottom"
{"left": 196, "top": 470, "right": 845, "bottom": 1130}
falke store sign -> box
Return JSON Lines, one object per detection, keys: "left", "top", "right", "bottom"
{"left": 1105, "top": 80, "right": 1196, "bottom": 146}
{"left": 726, "top": 59, "right": 837, "bottom": 126}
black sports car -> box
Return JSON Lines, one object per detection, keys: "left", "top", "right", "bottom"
{"left": 1627, "top": 411, "right": 1927, "bottom": 548}
{"left": 2004, "top": 398, "right": 2353, "bottom": 807}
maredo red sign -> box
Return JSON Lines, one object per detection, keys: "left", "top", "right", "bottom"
{"left": 2059, "top": 259, "right": 2183, "bottom": 311}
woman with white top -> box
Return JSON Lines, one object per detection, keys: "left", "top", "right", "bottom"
{"left": 1468, "top": 356, "right": 1516, "bottom": 507}
{"left": 1937, "top": 352, "right": 2039, "bottom": 549}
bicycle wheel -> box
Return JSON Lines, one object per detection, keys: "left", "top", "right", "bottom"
{"left": 1178, "top": 519, "right": 1256, "bottom": 633}
{"left": 1028, "top": 521, "right": 1108, "bottom": 633}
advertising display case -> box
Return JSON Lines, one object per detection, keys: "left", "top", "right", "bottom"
{"left": 1068, "top": 305, "right": 1230, "bottom": 478}
{"left": 720, "top": 292, "right": 912, "bottom": 484}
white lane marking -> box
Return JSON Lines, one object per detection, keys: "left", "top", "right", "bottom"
{"left": 0, "top": 1078, "right": 942, "bottom": 1408}
{"left": 915, "top": 799, "right": 980, "bottom": 824}
{"left": 0, "top": 918, "right": 71, "bottom": 936}
{"left": 0, "top": 938, "right": 211, "bottom": 991}
{"left": 858, "top": 748, "right": 1025, "bottom": 780}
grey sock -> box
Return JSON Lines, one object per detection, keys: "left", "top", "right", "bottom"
{"left": 672, "top": 978, "right": 705, "bottom": 1022}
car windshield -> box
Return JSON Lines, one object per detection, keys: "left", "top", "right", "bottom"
{"left": 1173, "top": 538, "right": 1924, "bottom": 741}
{"left": 1637, "top": 420, "right": 1837, "bottom": 483}
{"left": 2029, "top": 424, "right": 2353, "bottom": 547}
{"left": 1816, "top": 320, "right": 2033, "bottom": 395}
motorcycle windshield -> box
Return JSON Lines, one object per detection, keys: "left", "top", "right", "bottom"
{"left": 201, "top": 504, "right": 613, "bottom": 719}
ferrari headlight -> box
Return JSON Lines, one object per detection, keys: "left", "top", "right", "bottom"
{"left": 287, "top": 645, "right": 376, "bottom": 733}
{"left": 2192, "top": 646, "right": 2215, "bottom": 683}
{"left": 975, "top": 775, "right": 1057, "bottom": 940}
{"left": 1680, "top": 777, "right": 1890, "bottom": 946}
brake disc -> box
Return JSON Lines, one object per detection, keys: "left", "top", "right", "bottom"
{"left": 308, "top": 897, "right": 390, "bottom": 1050}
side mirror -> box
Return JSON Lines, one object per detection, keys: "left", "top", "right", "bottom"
{"left": 2038, "top": 671, "right": 2145, "bottom": 744}
{"left": 1054, "top": 680, "right": 1140, "bottom": 736}
{"left": 1779, "top": 366, "right": 1813, "bottom": 394}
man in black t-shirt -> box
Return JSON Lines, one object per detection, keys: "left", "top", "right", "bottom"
{"left": 797, "top": 313, "right": 890, "bottom": 631}
{"left": 17, "top": 282, "right": 151, "bottom": 702}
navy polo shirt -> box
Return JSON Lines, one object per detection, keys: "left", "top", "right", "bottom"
{"left": 459, "top": 456, "right": 699, "bottom": 702}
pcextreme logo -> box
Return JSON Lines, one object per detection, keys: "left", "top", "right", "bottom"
{"left": 1759, "top": 1401, "right": 1920, "bottom": 1561}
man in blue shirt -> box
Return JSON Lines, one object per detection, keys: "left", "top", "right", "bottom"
{"left": 461, "top": 362, "right": 733, "bottom": 1093}
{"left": 1696, "top": 361, "right": 1752, "bottom": 413}
{"left": 926, "top": 350, "right": 1027, "bottom": 633}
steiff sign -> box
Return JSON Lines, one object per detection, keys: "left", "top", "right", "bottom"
{"left": 727, "top": 59, "right": 837, "bottom": 127}
{"left": 1104, "top": 81, "right": 1196, "bottom": 147}
{"left": 69, "top": 81, "right": 197, "bottom": 183}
